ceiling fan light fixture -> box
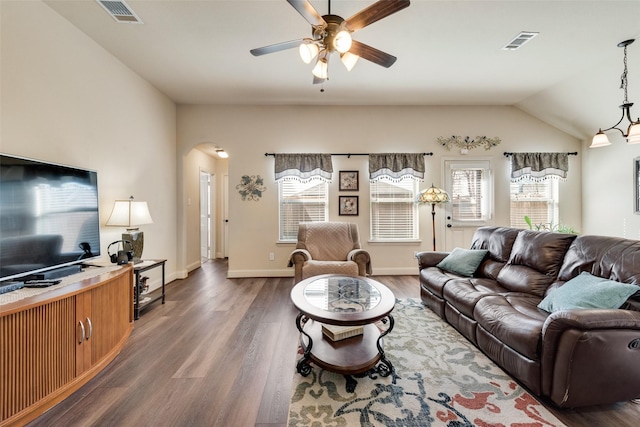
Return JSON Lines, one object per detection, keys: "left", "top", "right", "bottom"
{"left": 334, "top": 30, "right": 352, "bottom": 53}
{"left": 590, "top": 129, "right": 612, "bottom": 148}
{"left": 299, "top": 41, "right": 319, "bottom": 64}
{"left": 341, "top": 51, "right": 359, "bottom": 71}
{"left": 312, "top": 57, "right": 328, "bottom": 79}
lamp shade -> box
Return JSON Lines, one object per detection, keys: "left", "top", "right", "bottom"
{"left": 334, "top": 30, "right": 352, "bottom": 53}
{"left": 417, "top": 185, "right": 450, "bottom": 205}
{"left": 299, "top": 41, "right": 319, "bottom": 64}
{"left": 106, "top": 197, "right": 153, "bottom": 229}
{"left": 628, "top": 121, "right": 640, "bottom": 144}
{"left": 341, "top": 51, "right": 359, "bottom": 71}
{"left": 590, "top": 130, "right": 611, "bottom": 148}
{"left": 312, "top": 57, "right": 328, "bottom": 79}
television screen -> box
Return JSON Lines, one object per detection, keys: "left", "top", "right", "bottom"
{"left": 0, "top": 154, "right": 100, "bottom": 282}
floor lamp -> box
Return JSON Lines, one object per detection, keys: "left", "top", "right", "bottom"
{"left": 417, "top": 184, "right": 450, "bottom": 251}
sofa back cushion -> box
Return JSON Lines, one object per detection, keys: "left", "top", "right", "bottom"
{"left": 469, "top": 226, "right": 520, "bottom": 279}
{"left": 497, "top": 230, "right": 577, "bottom": 296}
{"left": 557, "top": 234, "right": 640, "bottom": 284}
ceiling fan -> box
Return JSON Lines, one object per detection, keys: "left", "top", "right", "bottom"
{"left": 250, "top": 0, "right": 410, "bottom": 84}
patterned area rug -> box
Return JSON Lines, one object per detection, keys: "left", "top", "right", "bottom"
{"left": 288, "top": 298, "right": 565, "bottom": 427}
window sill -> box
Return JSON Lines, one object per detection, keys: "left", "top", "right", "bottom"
{"left": 367, "top": 239, "right": 422, "bottom": 245}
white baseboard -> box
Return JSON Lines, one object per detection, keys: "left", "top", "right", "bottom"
{"left": 227, "top": 268, "right": 293, "bottom": 278}
{"left": 226, "top": 267, "right": 419, "bottom": 278}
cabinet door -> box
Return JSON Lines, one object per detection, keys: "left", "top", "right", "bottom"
{"left": 89, "top": 271, "right": 133, "bottom": 363}
{"left": 75, "top": 292, "right": 92, "bottom": 375}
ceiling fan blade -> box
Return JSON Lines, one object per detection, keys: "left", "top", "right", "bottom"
{"left": 287, "top": 0, "right": 326, "bottom": 27}
{"left": 350, "top": 40, "right": 397, "bottom": 68}
{"left": 250, "top": 39, "right": 304, "bottom": 56}
{"left": 345, "top": 0, "right": 410, "bottom": 32}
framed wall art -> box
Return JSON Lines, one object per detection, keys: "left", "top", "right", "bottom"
{"left": 339, "top": 196, "right": 359, "bottom": 216}
{"left": 339, "top": 170, "right": 359, "bottom": 191}
{"left": 635, "top": 157, "right": 640, "bottom": 214}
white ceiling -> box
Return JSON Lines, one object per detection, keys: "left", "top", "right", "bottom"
{"left": 44, "top": 0, "right": 640, "bottom": 139}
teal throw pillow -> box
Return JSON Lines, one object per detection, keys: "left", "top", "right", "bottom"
{"left": 538, "top": 272, "right": 639, "bottom": 313}
{"left": 436, "top": 247, "right": 489, "bottom": 277}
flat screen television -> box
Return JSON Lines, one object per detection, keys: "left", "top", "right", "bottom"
{"left": 0, "top": 153, "right": 101, "bottom": 282}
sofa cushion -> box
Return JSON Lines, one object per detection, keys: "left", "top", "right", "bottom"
{"left": 557, "top": 234, "right": 640, "bottom": 285}
{"left": 442, "top": 278, "right": 509, "bottom": 318}
{"left": 497, "top": 230, "right": 577, "bottom": 297}
{"left": 469, "top": 226, "right": 521, "bottom": 279}
{"left": 474, "top": 294, "right": 548, "bottom": 360}
{"left": 436, "top": 247, "right": 488, "bottom": 277}
{"left": 419, "top": 267, "right": 461, "bottom": 298}
{"left": 538, "top": 272, "right": 640, "bottom": 313}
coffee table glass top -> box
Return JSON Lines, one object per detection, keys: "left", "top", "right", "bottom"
{"left": 302, "top": 276, "right": 381, "bottom": 313}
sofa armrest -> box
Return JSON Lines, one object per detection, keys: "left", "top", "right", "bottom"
{"left": 416, "top": 251, "right": 449, "bottom": 270}
{"left": 348, "top": 249, "right": 371, "bottom": 275}
{"left": 540, "top": 309, "right": 640, "bottom": 406}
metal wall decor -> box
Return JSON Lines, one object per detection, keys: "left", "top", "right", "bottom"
{"left": 438, "top": 135, "right": 501, "bottom": 152}
{"left": 236, "top": 175, "right": 266, "bottom": 201}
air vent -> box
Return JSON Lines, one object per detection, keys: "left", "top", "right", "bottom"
{"left": 502, "top": 31, "right": 538, "bottom": 50}
{"left": 97, "top": 0, "right": 143, "bottom": 24}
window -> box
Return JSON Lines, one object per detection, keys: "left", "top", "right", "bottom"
{"left": 278, "top": 178, "right": 328, "bottom": 241}
{"left": 370, "top": 177, "right": 418, "bottom": 240}
{"left": 510, "top": 179, "right": 558, "bottom": 229}
{"left": 444, "top": 160, "right": 492, "bottom": 226}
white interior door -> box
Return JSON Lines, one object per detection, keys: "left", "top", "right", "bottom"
{"left": 199, "top": 171, "right": 210, "bottom": 262}
{"left": 223, "top": 174, "right": 229, "bottom": 258}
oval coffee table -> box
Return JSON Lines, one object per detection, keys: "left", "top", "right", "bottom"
{"left": 290, "top": 274, "right": 396, "bottom": 387}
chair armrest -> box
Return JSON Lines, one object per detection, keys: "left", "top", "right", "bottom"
{"left": 348, "top": 249, "right": 372, "bottom": 275}
{"left": 416, "top": 251, "right": 449, "bottom": 270}
{"left": 288, "top": 249, "right": 311, "bottom": 267}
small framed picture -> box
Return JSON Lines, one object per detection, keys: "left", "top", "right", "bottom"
{"left": 635, "top": 157, "right": 640, "bottom": 214}
{"left": 339, "top": 171, "right": 359, "bottom": 191}
{"left": 339, "top": 196, "right": 359, "bottom": 216}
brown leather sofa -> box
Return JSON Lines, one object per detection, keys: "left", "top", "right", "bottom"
{"left": 417, "top": 226, "right": 640, "bottom": 408}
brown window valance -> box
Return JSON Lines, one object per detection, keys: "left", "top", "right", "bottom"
{"left": 369, "top": 153, "right": 425, "bottom": 181}
{"left": 274, "top": 153, "right": 333, "bottom": 182}
{"left": 510, "top": 152, "right": 569, "bottom": 181}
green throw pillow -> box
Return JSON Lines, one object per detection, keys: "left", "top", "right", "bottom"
{"left": 436, "top": 247, "right": 489, "bottom": 277}
{"left": 538, "top": 272, "right": 639, "bottom": 313}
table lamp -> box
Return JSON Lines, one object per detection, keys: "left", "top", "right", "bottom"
{"left": 106, "top": 196, "right": 153, "bottom": 263}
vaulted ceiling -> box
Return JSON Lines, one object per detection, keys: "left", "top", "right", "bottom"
{"left": 44, "top": 1, "right": 640, "bottom": 140}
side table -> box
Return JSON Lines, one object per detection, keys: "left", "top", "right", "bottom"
{"left": 134, "top": 259, "right": 166, "bottom": 319}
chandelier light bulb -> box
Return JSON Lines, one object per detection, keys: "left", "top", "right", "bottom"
{"left": 334, "top": 30, "right": 352, "bottom": 54}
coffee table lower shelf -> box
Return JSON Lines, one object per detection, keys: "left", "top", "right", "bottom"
{"left": 296, "top": 314, "right": 395, "bottom": 389}
{"left": 300, "top": 320, "right": 382, "bottom": 375}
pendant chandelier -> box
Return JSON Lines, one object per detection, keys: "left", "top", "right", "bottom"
{"left": 591, "top": 39, "right": 640, "bottom": 147}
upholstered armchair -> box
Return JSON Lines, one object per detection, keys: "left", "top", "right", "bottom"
{"left": 288, "top": 222, "right": 372, "bottom": 284}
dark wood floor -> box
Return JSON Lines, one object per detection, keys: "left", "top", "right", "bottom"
{"left": 29, "top": 260, "right": 639, "bottom": 426}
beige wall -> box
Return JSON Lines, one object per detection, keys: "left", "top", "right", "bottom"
{"left": 177, "top": 105, "right": 581, "bottom": 277}
{"left": 1, "top": 1, "right": 178, "bottom": 288}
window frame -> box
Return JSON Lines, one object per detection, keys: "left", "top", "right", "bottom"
{"left": 369, "top": 176, "right": 419, "bottom": 242}
{"left": 278, "top": 178, "right": 329, "bottom": 242}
